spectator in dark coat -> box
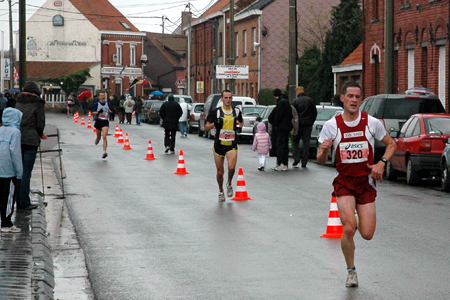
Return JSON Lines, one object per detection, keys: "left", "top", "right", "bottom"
{"left": 159, "top": 94, "right": 182, "bottom": 154}
{"left": 291, "top": 86, "right": 318, "bottom": 168}
{"left": 133, "top": 97, "right": 143, "bottom": 125}
{"left": 15, "top": 81, "right": 47, "bottom": 210}
{"left": 268, "top": 88, "right": 292, "bottom": 171}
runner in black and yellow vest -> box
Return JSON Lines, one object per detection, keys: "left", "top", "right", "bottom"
{"left": 205, "top": 90, "right": 243, "bottom": 202}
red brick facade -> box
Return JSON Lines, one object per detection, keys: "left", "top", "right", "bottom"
{"left": 101, "top": 34, "right": 145, "bottom": 97}
{"left": 363, "top": 0, "right": 449, "bottom": 111}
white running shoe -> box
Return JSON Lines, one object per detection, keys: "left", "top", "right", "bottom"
{"left": 346, "top": 269, "right": 359, "bottom": 287}
{"left": 226, "top": 182, "right": 233, "bottom": 197}
{"left": 1, "top": 225, "right": 21, "bottom": 233}
{"left": 218, "top": 191, "right": 225, "bottom": 202}
{"left": 274, "top": 164, "right": 288, "bottom": 171}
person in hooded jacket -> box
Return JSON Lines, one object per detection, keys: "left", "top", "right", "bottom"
{"left": 178, "top": 98, "right": 192, "bottom": 137}
{"left": 15, "top": 81, "right": 47, "bottom": 210}
{"left": 159, "top": 94, "right": 182, "bottom": 154}
{"left": 268, "top": 88, "right": 292, "bottom": 171}
{"left": 0, "top": 108, "right": 23, "bottom": 232}
{"left": 252, "top": 122, "right": 272, "bottom": 171}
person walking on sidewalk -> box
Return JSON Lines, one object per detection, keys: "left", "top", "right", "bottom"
{"left": 178, "top": 98, "right": 192, "bottom": 137}
{"left": 159, "top": 94, "right": 182, "bottom": 154}
{"left": 317, "top": 81, "right": 397, "bottom": 288}
{"left": 268, "top": 89, "right": 292, "bottom": 171}
{"left": 291, "top": 86, "right": 317, "bottom": 168}
{"left": 0, "top": 108, "right": 23, "bottom": 233}
{"left": 15, "top": 81, "right": 47, "bottom": 210}
{"left": 205, "top": 90, "right": 243, "bottom": 202}
{"left": 92, "top": 91, "right": 111, "bottom": 159}
{"left": 252, "top": 122, "right": 271, "bottom": 171}
{"left": 133, "top": 97, "right": 143, "bottom": 125}
{"left": 123, "top": 96, "right": 135, "bottom": 125}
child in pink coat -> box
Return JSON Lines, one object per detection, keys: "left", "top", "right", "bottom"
{"left": 252, "top": 122, "right": 272, "bottom": 171}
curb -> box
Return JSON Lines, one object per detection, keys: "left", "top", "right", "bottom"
{"left": 30, "top": 191, "right": 55, "bottom": 299}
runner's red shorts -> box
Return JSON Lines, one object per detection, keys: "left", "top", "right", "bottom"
{"left": 332, "top": 174, "right": 377, "bottom": 205}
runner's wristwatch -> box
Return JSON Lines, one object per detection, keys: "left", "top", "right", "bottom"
{"left": 380, "top": 158, "right": 388, "bottom": 164}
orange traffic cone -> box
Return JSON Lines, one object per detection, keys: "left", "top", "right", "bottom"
{"left": 320, "top": 196, "right": 343, "bottom": 238}
{"left": 117, "top": 129, "right": 124, "bottom": 143}
{"left": 87, "top": 118, "right": 92, "bottom": 129}
{"left": 93, "top": 128, "right": 96, "bottom": 133}
{"left": 123, "top": 133, "right": 131, "bottom": 150}
{"left": 80, "top": 116, "right": 85, "bottom": 125}
{"left": 74, "top": 112, "right": 79, "bottom": 123}
{"left": 232, "top": 168, "right": 252, "bottom": 201}
{"left": 114, "top": 124, "right": 120, "bottom": 137}
{"left": 174, "top": 150, "right": 189, "bottom": 175}
{"left": 144, "top": 140, "right": 156, "bottom": 160}
{"left": 88, "top": 111, "right": 91, "bottom": 118}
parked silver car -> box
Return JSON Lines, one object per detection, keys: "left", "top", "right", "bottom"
{"left": 237, "top": 105, "right": 267, "bottom": 142}
{"left": 187, "top": 103, "right": 204, "bottom": 133}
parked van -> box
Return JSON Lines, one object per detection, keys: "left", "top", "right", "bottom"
{"left": 164, "top": 94, "right": 193, "bottom": 103}
{"left": 360, "top": 90, "right": 445, "bottom": 161}
{"left": 198, "top": 94, "right": 256, "bottom": 139}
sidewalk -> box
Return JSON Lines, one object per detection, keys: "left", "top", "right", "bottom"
{"left": 0, "top": 151, "right": 93, "bottom": 299}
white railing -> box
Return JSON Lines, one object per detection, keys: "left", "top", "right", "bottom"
{"left": 43, "top": 94, "right": 67, "bottom": 108}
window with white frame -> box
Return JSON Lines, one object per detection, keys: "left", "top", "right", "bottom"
{"left": 130, "top": 45, "right": 136, "bottom": 66}
{"left": 243, "top": 30, "right": 247, "bottom": 55}
{"left": 116, "top": 44, "right": 123, "bottom": 65}
{"left": 235, "top": 32, "right": 239, "bottom": 57}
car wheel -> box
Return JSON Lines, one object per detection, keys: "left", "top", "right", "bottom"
{"left": 385, "top": 161, "right": 397, "bottom": 181}
{"left": 188, "top": 124, "right": 193, "bottom": 134}
{"left": 406, "top": 158, "right": 419, "bottom": 186}
{"left": 441, "top": 162, "right": 450, "bottom": 192}
{"left": 198, "top": 128, "right": 204, "bottom": 137}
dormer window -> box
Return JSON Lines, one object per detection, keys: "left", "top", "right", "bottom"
{"left": 120, "top": 21, "right": 131, "bottom": 31}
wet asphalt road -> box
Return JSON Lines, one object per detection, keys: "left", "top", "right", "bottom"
{"left": 48, "top": 113, "right": 450, "bottom": 299}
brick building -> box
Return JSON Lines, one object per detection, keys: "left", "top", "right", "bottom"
{"left": 25, "top": 0, "right": 145, "bottom": 102}
{"left": 186, "top": 0, "right": 339, "bottom": 103}
{"left": 363, "top": 0, "right": 449, "bottom": 111}
{"left": 142, "top": 32, "right": 186, "bottom": 96}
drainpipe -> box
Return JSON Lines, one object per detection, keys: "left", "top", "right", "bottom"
{"left": 258, "top": 15, "right": 261, "bottom": 99}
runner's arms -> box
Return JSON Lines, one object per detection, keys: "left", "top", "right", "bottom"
{"left": 367, "top": 133, "right": 397, "bottom": 181}
{"left": 316, "top": 138, "right": 332, "bottom": 165}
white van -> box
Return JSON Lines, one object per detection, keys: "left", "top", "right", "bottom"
{"left": 216, "top": 96, "right": 256, "bottom": 108}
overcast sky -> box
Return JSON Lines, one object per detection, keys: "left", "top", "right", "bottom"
{"left": 0, "top": 0, "right": 215, "bottom": 51}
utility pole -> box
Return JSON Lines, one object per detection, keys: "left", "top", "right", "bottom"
{"left": 19, "top": 0, "right": 26, "bottom": 90}
{"left": 384, "top": 0, "right": 394, "bottom": 94}
{"left": 229, "top": 0, "right": 235, "bottom": 93}
{"left": 186, "top": 5, "right": 192, "bottom": 96}
{"left": 288, "top": 0, "right": 297, "bottom": 100}
{"left": 8, "top": 0, "right": 14, "bottom": 89}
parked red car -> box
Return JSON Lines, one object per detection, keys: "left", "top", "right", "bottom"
{"left": 386, "top": 113, "right": 450, "bottom": 185}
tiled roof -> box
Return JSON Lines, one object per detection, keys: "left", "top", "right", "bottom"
{"left": 146, "top": 32, "right": 186, "bottom": 67}
{"left": 70, "top": 0, "right": 139, "bottom": 32}
{"left": 24, "top": 61, "right": 98, "bottom": 80}
{"left": 238, "top": 0, "right": 275, "bottom": 14}
{"left": 200, "top": 0, "right": 230, "bottom": 18}
{"left": 340, "top": 43, "right": 363, "bottom": 65}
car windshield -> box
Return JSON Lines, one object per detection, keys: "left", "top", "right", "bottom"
{"left": 383, "top": 99, "right": 445, "bottom": 119}
{"left": 317, "top": 109, "right": 342, "bottom": 121}
{"left": 152, "top": 102, "right": 163, "bottom": 109}
{"left": 194, "top": 105, "right": 203, "bottom": 113}
{"left": 425, "top": 117, "right": 450, "bottom": 134}
{"left": 242, "top": 107, "right": 266, "bottom": 115}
